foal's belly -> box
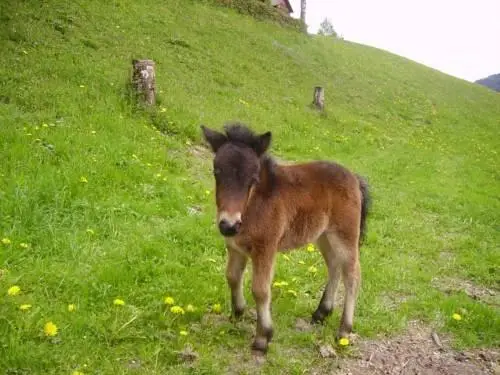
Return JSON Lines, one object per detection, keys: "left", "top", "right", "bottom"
{"left": 278, "top": 213, "right": 329, "bottom": 252}
{"left": 224, "top": 211, "right": 329, "bottom": 254}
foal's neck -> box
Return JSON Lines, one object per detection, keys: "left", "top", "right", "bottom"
{"left": 257, "top": 155, "right": 277, "bottom": 195}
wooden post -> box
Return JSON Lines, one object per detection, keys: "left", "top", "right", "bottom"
{"left": 132, "top": 59, "right": 156, "bottom": 106}
{"left": 312, "top": 86, "right": 324, "bottom": 110}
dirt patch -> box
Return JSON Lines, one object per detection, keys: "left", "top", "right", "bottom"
{"left": 188, "top": 144, "right": 212, "bottom": 160}
{"left": 378, "top": 291, "right": 410, "bottom": 311}
{"left": 295, "top": 318, "right": 314, "bottom": 332}
{"left": 336, "top": 321, "right": 499, "bottom": 375}
{"left": 439, "top": 251, "right": 455, "bottom": 262}
{"left": 432, "top": 277, "right": 499, "bottom": 306}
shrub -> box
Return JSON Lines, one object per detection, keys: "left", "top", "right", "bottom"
{"left": 206, "top": 0, "right": 306, "bottom": 32}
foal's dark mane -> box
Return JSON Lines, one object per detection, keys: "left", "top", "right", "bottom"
{"left": 223, "top": 123, "right": 263, "bottom": 149}
{"left": 223, "top": 123, "right": 277, "bottom": 193}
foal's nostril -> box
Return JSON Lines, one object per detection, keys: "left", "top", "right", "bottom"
{"left": 219, "top": 219, "right": 230, "bottom": 232}
{"left": 218, "top": 219, "right": 241, "bottom": 237}
{"left": 234, "top": 220, "right": 242, "bottom": 232}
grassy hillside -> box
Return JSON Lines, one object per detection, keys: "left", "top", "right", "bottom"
{"left": 1, "top": 0, "right": 499, "bottom": 373}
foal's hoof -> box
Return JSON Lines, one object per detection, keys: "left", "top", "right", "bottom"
{"left": 251, "top": 341, "right": 268, "bottom": 355}
{"left": 311, "top": 306, "right": 331, "bottom": 324}
{"left": 336, "top": 324, "right": 353, "bottom": 341}
{"left": 232, "top": 307, "right": 245, "bottom": 319}
{"left": 311, "top": 311, "right": 326, "bottom": 324}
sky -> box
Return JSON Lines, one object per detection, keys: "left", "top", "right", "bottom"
{"left": 288, "top": 0, "right": 500, "bottom": 82}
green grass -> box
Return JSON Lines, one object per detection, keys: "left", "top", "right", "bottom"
{"left": 1, "top": 0, "right": 499, "bottom": 373}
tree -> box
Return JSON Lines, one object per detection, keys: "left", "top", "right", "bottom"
{"left": 318, "top": 18, "right": 337, "bottom": 37}
{"left": 300, "top": 0, "right": 306, "bottom": 23}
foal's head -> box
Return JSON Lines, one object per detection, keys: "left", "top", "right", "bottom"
{"left": 201, "top": 123, "right": 272, "bottom": 237}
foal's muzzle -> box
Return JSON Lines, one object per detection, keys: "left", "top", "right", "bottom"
{"left": 218, "top": 219, "right": 242, "bottom": 237}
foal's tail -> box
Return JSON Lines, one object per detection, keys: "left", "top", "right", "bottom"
{"left": 356, "top": 174, "right": 371, "bottom": 246}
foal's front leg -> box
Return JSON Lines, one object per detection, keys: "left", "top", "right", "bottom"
{"left": 226, "top": 248, "right": 248, "bottom": 318}
{"left": 251, "top": 250, "right": 276, "bottom": 354}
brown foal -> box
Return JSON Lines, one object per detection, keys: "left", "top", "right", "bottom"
{"left": 201, "top": 123, "right": 371, "bottom": 355}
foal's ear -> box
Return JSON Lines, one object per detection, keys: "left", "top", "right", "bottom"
{"left": 201, "top": 125, "right": 227, "bottom": 152}
{"left": 254, "top": 131, "right": 272, "bottom": 156}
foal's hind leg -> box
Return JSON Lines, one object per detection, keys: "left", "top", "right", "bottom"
{"left": 338, "top": 253, "right": 361, "bottom": 339}
{"left": 226, "top": 248, "right": 248, "bottom": 318}
{"left": 312, "top": 233, "right": 342, "bottom": 323}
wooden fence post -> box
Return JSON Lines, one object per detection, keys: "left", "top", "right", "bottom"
{"left": 132, "top": 59, "right": 156, "bottom": 106}
{"left": 312, "top": 86, "right": 324, "bottom": 110}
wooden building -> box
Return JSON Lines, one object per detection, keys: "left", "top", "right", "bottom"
{"left": 270, "top": 0, "right": 293, "bottom": 15}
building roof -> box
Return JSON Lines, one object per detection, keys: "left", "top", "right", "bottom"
{"left": 271, "top": 0, "right": 293, "bottom": 14}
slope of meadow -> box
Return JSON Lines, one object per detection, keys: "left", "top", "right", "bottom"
{"left": 0, "top": 0, "right": 499, "bottom": 373}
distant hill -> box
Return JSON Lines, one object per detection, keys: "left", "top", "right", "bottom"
{"left": 475, "top": 73, "right": 500, "bottom": 92}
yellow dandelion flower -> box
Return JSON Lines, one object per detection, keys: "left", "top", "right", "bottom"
{"left": 164, "top": 296, "right": 175, "bottom": 305}
{"left": 179, "top": 330, "right": 188, "bottom": 336}
{"left": 286, "top": 289, "right": 298, "bottom": 297}
{"left": 19, "top": 243, "right": 29, "bottom": 249}
{"left": 72, "top": 371, "right": 84, "bottom": 375}
{"left": 273, "top": 281, "right": 289, "bottom": 288}
{"left": 8, "top": 285, "right": 21, "bottom": 296}
{"left": 298, "top": 260, "right": 305, "bottom": 265}
{"left": 212, "top": 303, "right": 222, "bottom": 313}
{"left": 42, "top": 123, "right": 49, "bottom": 128}
{"left": 44, "top": 321, "right": 58, "bottom": 336}
{"left": 79, "top": 85, "right": 85, "bottom": 88}
{"left": 79, "top": 176, "right": 88, "bottom": 183}
{"left": 19, "top": 304, "right": 32, "bottom": 311}
{"left": 452, "top": 313, "right": 462, "bottom": 321}
{"left": 160, "top": 107, "right": 167, "bottom": 113}
{"left": 308, "top": 266, "right": 318, "bottom": 273}
{"left": 1, "top": 238, "right": 12, "bottom": 245}
{"left": 307, "top": 244, "right": 315, "bottom": 252}
{"left": 205, "top": 190, "right": 211, "bottom": 196}
{"left": 91, "top": 130, "right": 96, "bottom": 135}
{"left": 186, "top": 304, "right": 196, "bottom": 312}
{"left": 85, "top": 229, "right": 94, "bottom": 235}
{"left": 339, "top": 337, "right": 350, "bottom": 346}
{"left": 170, "top": 305, "right": 185, "bottom": 315}
{"left": 155, "top": 173, "right": 162, "bottom": 178}
{"left": 113, "top": 298, "right": 125, "bottom": 306}
{"left": 68, "top": 304, "right": 76, "bottom": 312}
{"left": 283, "top": 254, "right": 291, "bottom": 261}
